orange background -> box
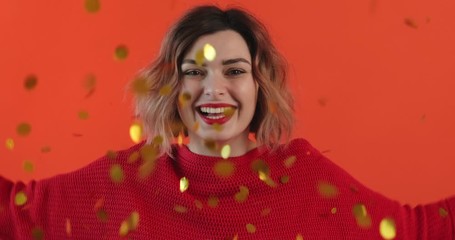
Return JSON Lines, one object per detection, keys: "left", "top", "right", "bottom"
{"left": 1, "top": 0, "right": 454, "bottom": 206}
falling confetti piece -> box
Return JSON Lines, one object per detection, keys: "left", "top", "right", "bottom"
{"left": 17, "top": 123, "right": 31, "bottom": 136}
{"left": 119, "top": 220, "right": 129, "bottom": 237}
{"left": 213, "top": 160, "right": 235, "bottom": 178}
{"left": 380, "top": 217, "right": 396, "bottom": 240}
{"left": 296, "top": 234, "right": 304, "bottom": 240}
{"left": 152, "top": 135, "right": 163, "bottom": 145}
{"left": 204, "top": 139, "right": 217, "bottom": 151}
{"left": 195, "top": 49, "right": 205, "bottom": 66}
{"left": 127, "top": 151, "right": 140, "bottom": 163}
{"left": 129, "top": 122, "right": 143, "bottom": 143}
{"left": 224, "top": 107, "right": 235, "bottom": 117}
{"left": 5, "top": 138, "right": 14, "bottom": 150}
{"left": 221, "top": 145, "right": 231, "bottom": 159}
{"left": 23, "top": 160, "right": 34, "bottom": 173}
{"left": 40, "top": 146, "right": 51, "bottom": 153}
{"left": 84, "top": 73, "right": 97, "bottom": 98}
{"left": 94, "top": 197, "right": 104, "bottom": 211}
{"left": 439, "top": 207, "right": 448, "bottom": 218}
{"left": 31, "top": 227, "right": 44, "bottom": 240}
{"left": 115, "top": 45, "right": 129, "bottom": 60}
{"left": 179, "top": 92, "right": 192, "bottom": 107}
{"left": 251, "top": 159, "right": 270, "bottom": 175}
{"left": 318, "top": 181, "right": 338, "bottom": 198}
{"left": 78, "top": 110, "right": 89, "bottom": 120}
{"left": 234, "top": 186, "right": 249, "bottom": 203}
{"left": 24, "top": 75, "right": 38, "bottom": 90}
{"left": 420, "top": 114, "right": 426, "bottom": 121}
{"left": 258, "top": 171, "right": 277, "bottom": 187}
{"left": 192, "top": 121, "right": 199, "bottom": 131}
{"left": 194, "top": 200, "right": 203, "bottom": 209}
{"left": 110, "top": 164, "right": 124, "bottom": 183}
{"left": 404, "top": 18, "right": 418, "bottom": 29}
{"left": 331, "top": 207, "right": 337, "bottom": 214}
{"left": 66, "top": 218, "right": 72, "bottom": 237}
{"left": 203, "top": 43, "right": 216, "bottom": 61}
{"left": 212, "top": 123, "right": 223, "bottom": 132}
{"left": 318, "top": 98, "right": 327, "bottom": 107}
{"left": 85, "top": 0, "right": 100, "bottom": 13}
{"left": 131, "top": 77, "right": 149, "bottom": 95}
{"left": 280, "top": 175, "right": 290, "bottom": 184}
{"left": 138, "top": 144, "right": 158, "bottom": 178}
{"left": 159, "top": 84, "right": 172, "bottom": 96}
{"left": 261, "top": 208, "right": 271, "bottom": 216}
{"left": 15, "top": 191, "right": 27, "bottom": 206}
{"left": 106, "top": 150, "right": 118, "bottom": 159}
{"left": 96, "top": 209, "right": 108, "bottom": 222}
{"left": 246, "top": 223, "right": 256, "bottom": 233}
{"left": 350, "top": 184, "right": 359, "bottom": 193}
{"left": 174, "top": 205, "right": 187, "bottom": 213}
{"left": 208, "top": 196, "right": 219, "bottom": 208}
{"left": 284, "top": 155, "right": 297, "bottom": 168}
{"left": 129, "top": 211, "right": 140, "bottom": 231}
{"left": 180, "top": 177, "right": 189, "bottom": 192}
{"left": 268, "top": 100, "right": 277, "bottom": 114}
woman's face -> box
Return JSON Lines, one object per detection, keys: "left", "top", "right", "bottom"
{"left": 178, "top": 30, "right": 258, "bottom": 156}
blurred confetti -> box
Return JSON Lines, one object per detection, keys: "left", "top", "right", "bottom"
{"left": 78, "top": 110, "right": 89, "bottom": 120}
{"left": 96, "top": 209, "right": 108, "bottom": 222}
{"left": 127, "top": 151, "right": 140, "bottom": 163}
{"left": 318, "top": 97, "right": 328, "bottom": 107}
{"left": 439, "top": 207, "right": 448, "bottom": 218}
{"left": 261, "top": 208, "right": 271, "bottom": 216}
{"left": 318, "top": 181, "right": 338, "bottom": 198}
{"left": 284, "top": 155, "right": 297, "bottom": 168}
{"left": 194, "top": 199, "right": 203, "bottom": 210}
{"left": 24, "top": 75, "right": 38, "bottom": 90}
{"left": 115, "top": 45, "right": 129, "bottom": 60}
{"left": 129, "top": 122, "right": 143, "bottom": 143}
{"left": 203, "top": 43, "right": 216, "bottom": 61}
{"left": 85, "top": 0, "right": 100, "bottom": 13}
{"left": 14, "top": 191, "right": 28, "bottom": 206}
{"left": 23, "top": 160, "right": 34, "bottom": 173}
{"left": 17, "top": 123, "right": 31, "bottom": 136}
{"left": 106, "top": 150, "right": 118, "bottom": 160}
{"left": 119, "top": 211, "right": 140, "bottom": 237}
{"left": 159, "top": 84, "right": 172, "bottom": 96}
{"left": 246, "top": 223, "right": 256, "bottom": 233}
{"left": 208, "top": 196, "right": 219, "bottom": 208}
{"left": 110, "top": 164, "right": 124, "bottom": 183}
{"left": 152, "top": 135, "right": 163, "bottom": 145}
{"left": 221, "top": 144, "right": 231, "bottom": 159}
{"left": 66, "top": 218, "right": 72, "bottom": 237}
{"left": 131, "top": 77, "right": 149, "bottom": 95}
{"left": 40, "top": 146, "right": 51, "bottom": 153}
{"left": 84, "top": 73, "right": 97, "bottom": 98}
{"left": 404, "top": 18, "right": 418, "bottom": 29}
{"left": 353, "top": 204, "right": 372, "bottom": 228}
{"left": 204, "top": 139, "right": 217, "bottom": 151}
{"left": 180, "top": 177, "right": 189, "bottom": 193}
{"left": 379, "top": 217, "right": 396, "bottom": 240}
{"left": 179, "top": 92, "right": 192, "bottom": 107}
{"left": 280, "top": 175, "right": 290, "bottom": 184}
{"left": 174, "top": 205, "right": 187, "bottom": 213}
{"left": 212, "top": 123, "right": 223, "bottom": 132}
{"left": 296, "top": 234, "right": 304, "bottom": 240}
{"left": 331, "top": 207, "right": 337, "bottom": 214}
{"left": 213, "top": 160, "right": 235, "bottom": 178}
{"left": 234, "top": 186, "right": 249, "bottom": 203}
{"left": 192, "top": 121, "right": 200, "bottom": 132}
{"left": 31, "top": 227, "right": 44, "bottom": 240}
{"left": 195, "top": 49, "right": 205, "bottom": 66}
{"left": 5, "top": 138, "right": 14, "bottom": 150}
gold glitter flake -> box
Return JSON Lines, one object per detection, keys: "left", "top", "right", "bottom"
{"left": 280, "top": 175, "right": 290, "bottom": 184}
{"left": 40, "top": 146, "right": 51, "bottom": 153}
{"left": 119, "top": 220, "right": 129, "bottom": 237}
{"left": 177, "top": 133, "right": 184, "bottom": 146}
{"left": 24, "top": 75, "right": 38, "bottom": 90}
{"left": 127, "top": 151, "right": 140, "bottom": 163}
{"left": 246, "top": 223, "right": 256, "bottom": 233}
{"left": 203, "top": 43, "right": 216, "bottom": 61}
{"left": 204, "top": 139, "right": 217, "bottom": 151}
{"left": 353, "top": 203, "right": 372, "bottom": 228}
{"left": 110, "top": 164, "right": 124, "bottom": 183}
{"left": 208, "top": 196, "right": 219, "bottom": 208}
{"left": 439, "top": 207, "right": 448, "bottom": 218}
{"left": 212, "top": 123, "right": 223, "bottom": 132}
{"left": 379, "top": 217, "right": 396, "bottom": 240}
{"left": 258, "top": 171, "right": 277, "bottom": 188}
{"left": 404, "top": 18, "right": 418, "bottom": 29}
{"left": 23, "top": 160, "right": 34, "bottom": 173}
{"left": 78, "top": 110, "right": 89, "bottom": 120}
{"left": 174, "top": 205, "right": 187, "bottom": 213}
{"left": 261, "top": 208, "right": 271, "bottom": 216}
{"left": 85, "top": 0, "right": 100, "bottom": 13}
{"left": 234, "top": 186, "right": 249, "bottom": 203}
{"left": 180, "top": 177, "right": 189, "bottom": 193}
{"left": 31, "top": 227, "right": 44, "bottom": 240}
{"left": 194, "top": 200, "right": 203, "bottom": 210}
{"left": 66, "top": 218, "right": 72, "bottom": 237}
{"left": 178, "top": 92, "right": 192, "bottom": 107}
{"left": 192, "top": 121, "right": 199, "bottom": 132}
{"left": 5, "top": 138, "right": 14, "bottom": 150}
{"left": 17, "top": 123, "right": 31, "bottom": 136}
{"left": 318, "top": 181, "right": 338, "bottom": 198}
{"left": 331, "top": 207, "right": 337, "bottom": 214}
{"left": 296, "top": 234, "right": 304, "bottom": 240}
{"left": 224, "top": 107, "right": 235, "bottom": 117}
{"left": 213, "top": 160, "right": 235, "bottom": 178}
{"left": 284, "top": 155, "right": 297, "bottom": 168}
{"left": 131, "top": 77, "right": 149, "bottom": 96}
{"left": 152, "top": 135, "right": 163, "bottom": 145}
{"left": 159, "top": 84, "right": 172, "bottom": 96}
{"left": 96, "top": 209, "right": 108, "bottom": 222}
{"left": 15, "top": 191, "right": 27, "bottom": 206}
{"left": 115, "top": 45, "right": 128, "bottom": 60}
{"left": 195, "top": 49, "right": 205, "bottom": 66}
{"left": 221, "top": 145, "right": 231, "bottom": 159}
{"left": 129, "top": 211, "right": 140, "bottom": 231}
{"left": 106, "top": 150, "right": 118, "bottom": 159}
{"left": 129, "top": 122, "right": 143, "bottom": 143}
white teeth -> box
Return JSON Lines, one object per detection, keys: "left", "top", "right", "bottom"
{"left": 200, "top": 107, "right": 232, "bottom": 114}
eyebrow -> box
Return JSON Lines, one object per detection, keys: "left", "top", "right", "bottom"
{"left": 181, "top": 58, "right": 251, "bottom": 66}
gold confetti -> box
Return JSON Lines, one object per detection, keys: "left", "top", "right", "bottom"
{"left": 23, "top": 160, "right": 34, "bottom": 173}
{"left": 194, "top": 200, "right": 203, "bottom": 209}
{"left": 127, "top": 151, "right": 140, "bottom": 163}
{"left": 318, "top": 181, "right": 338, "bottom": 198}
{"left": 129, "top": 211, "right": 140, "bottom": 231}
{"left": 439, "top": 207, "right": 448, "bottom": 218}
{"left": 96, "top": 209, "right": 108, "bottom": 222}
{"left": 115, "top": 45, "right": 129, "bottom": 60}
{"left": 178, "top": 92, "right": 192, "bottom": 107}
{"left": 221, "top": 145, "right": 231, "bottom": 159}
{"left": 280, "top": 175, "right": 290, "bottom": 184}
{"left": 208, "top": 196, "right": 219, "bottom": 208}
{"left": 94, "top": 197, "right": 104, "bottom": 211}
{"left": 152, "top": 135, "right": 163, "bottom": 145}
{"left": 17, "top": 123, "right": 31, "bottom": 136}
{"left": 213, "top": 160, "right": 235, "bottom": 178}
{"left": 261, "top": 208, "right": 271, "bottom": 216}
{"left": 138, "top": 144, "right": 158, "bottom": 178}
{"left": 246, "top": 223, "right": 256, "bottom": 233}
{"left": 212, "top": 123, "right": 223, "bottom": 132}
{"left": 31, "top": 227, "right": 44, "bottom": 240}
{"left": 119, "top": 220, "right": 129, "bottom": 237}
{"left": 85, "top": 0, "right": 100, "bottom": 13}
{"left": 258, "top": 171, "right": 277, "bottom": 188}
{"left": 204, "top": 139, "right": 217, "bottom": 151}
{"left": 251, "top": 159, "right": 270, "bottom": 175}
{"left": 352, "top": 203, "right": 372, "bottom": 228}
{"left": 106, "top": 150, "right": 117, "bottom": 159}
{"left": 284, "top": 155, "right": 297, "bottom": 168}
{"left": 180, "top": 177, "right": 189, "bottom": 193}
{"left": 174, "top": 205, "right": 187, "bottom": 213}
{"left": 40, "top": 146, "right": 51, "bottom": 153}
{"left": 177, "top": 133, "right": 183, "bottom": 146}
{"left": 159, "top": 84, "right": 172, "bottom": 96}
{"left": 129, "top": 122, "right": 143, "bottom": 143}
{"left": 78, "top": 110, "right": 89, "bottom": 120}
{"left": 24, "top": 75, "right": 38, "bottom": 90}
{"left": 296, "top": 233, "right": 304, "bottom": 240}
{"left": 14, "top": 191, "right": 27, "bottom": 206}
{"left": 268, "top": 100, "right": 277, "bottom": 114}
{"left": 404, "top": 18, "right": 418, "bottom": 29}
{"left": 5, "top": 138, "right": 14, "bottom": 150}
{"left": 234, "top": 186, "right": 249, "bottom": 203}
{"left": 380, "top": 217, "right": 396, "bottom": 240}
{"left": 192, "top": 121, "right": 199, "bottom": 132}
{"left": 66, "top": 218, "right": 72, "bottom": 237}
{"left": 195, "top": 49, "right": 205, "bottom": 66}
{"left": 331, "top": 207, "right": 337, "bottom": 214}
{"left": 203, "top": 43, "right": 216, "bottom": 61}
{"left": 224, "top": 107, "right": 235, "bottom": 117}
{"left": 110, "top": 164, "right": 124, "bottom": 183}
{"left": 131, "top": 77, "right": 149, "bottom": 95}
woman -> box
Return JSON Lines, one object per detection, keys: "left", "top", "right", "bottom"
{"left": 1, "top": 5, "right": 454, "bottom": 240}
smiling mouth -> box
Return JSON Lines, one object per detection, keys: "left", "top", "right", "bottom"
{"left": 196, "top": 106, "right": 236, "bottom": 124}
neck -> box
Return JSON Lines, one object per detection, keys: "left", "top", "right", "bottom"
{"left": 186, "top": 133, "right": 257, "bottom": 157}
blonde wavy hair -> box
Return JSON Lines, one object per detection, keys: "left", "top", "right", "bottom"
{"left": 133, "top": 5, "right": 294, "bottom": 157}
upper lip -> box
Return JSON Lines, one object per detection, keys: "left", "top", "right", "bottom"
{"left": 196, "top": 103, "right": 237, "bottom": 108}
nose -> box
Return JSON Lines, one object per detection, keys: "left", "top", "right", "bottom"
{"left": 203, "top": 72, "right": 226, "bottom": 97}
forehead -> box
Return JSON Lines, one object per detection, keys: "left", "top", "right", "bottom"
{"left": 184, "top": 30, "right": 251, "bottom": 61}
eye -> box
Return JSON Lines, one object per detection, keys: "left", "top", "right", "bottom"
{"left": 226, "top": 69, "right": 245, "bottom": 76}
{"left": 184, "top": 70, "right": 204, "bottom": 76}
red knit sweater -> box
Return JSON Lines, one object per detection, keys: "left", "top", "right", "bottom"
{"left": 1, "top": 138, "right": 454, "bottom": 239}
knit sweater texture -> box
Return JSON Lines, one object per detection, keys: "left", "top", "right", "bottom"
{"left": 0, "top": 138, "right": 454, "bottom": 239}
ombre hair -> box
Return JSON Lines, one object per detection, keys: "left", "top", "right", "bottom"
{"left": 133, "top": 5, "right": 294, "bottom": 157}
